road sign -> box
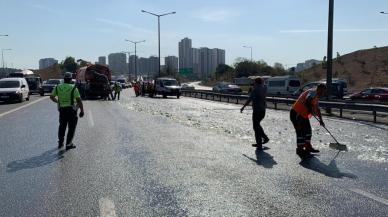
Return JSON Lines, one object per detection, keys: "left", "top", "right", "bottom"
{"left": 179, "top": 68, "right": 193, "bottom": 76}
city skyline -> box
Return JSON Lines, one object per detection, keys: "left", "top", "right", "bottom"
{"left": 1, "top": 0, "right": 388, "bottom": 69}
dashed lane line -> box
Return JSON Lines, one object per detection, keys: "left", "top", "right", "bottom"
{"left": 99, "top": 197, "right": 117, "bottom": 217}
{"left": 88, "top": 109, "right": 94, "bottom": 127}
{"left": 349, "top": 188, "right": 388, "bottom": 206}
{"left": 0, "top": 97, "right": 48, "bottom": 118}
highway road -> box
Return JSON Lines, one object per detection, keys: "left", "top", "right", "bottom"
{"left": 0, "top": 89, "right": 387, "bottom": 216}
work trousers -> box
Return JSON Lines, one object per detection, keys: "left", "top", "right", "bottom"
{"left": 290, "top": 109, "right": 312, "bottom": 147}
{"left": 252, "top": 110, "right": 268, "bottom": 145}
{"left": 58, "top": 107, "right": 78, "bottom": 145}
{"left": 114, "top": 92, "right": 120, "bottom": 100}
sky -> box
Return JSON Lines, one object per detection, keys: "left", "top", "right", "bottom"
{"left": 1, "top": 0, "right": 388, "bottom": 69}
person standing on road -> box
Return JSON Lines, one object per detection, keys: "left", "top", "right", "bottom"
{"left": 290, "top": 83, "right": 326, "bottom": 157}
{"left": 240, "top": 77, "right": 270, "bottom": 149}
{"left": 50, "top": 72, "right": 84, "bottom": 150}
{"left": 113, "top": 82, "right": 122, "bottom": 100}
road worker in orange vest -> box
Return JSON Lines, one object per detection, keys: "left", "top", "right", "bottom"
{"left": 290, "top": 83, "right": 327, "bottom": 157}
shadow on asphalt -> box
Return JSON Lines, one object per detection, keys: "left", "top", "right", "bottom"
{"left": 299, "top": 157, "right": 357, "bottom": 179}
{"left": 6, "top": 148, "right": 65, "bottom": 173}
{"left": 243, "top": 147, "right": 278, "bottom": 169}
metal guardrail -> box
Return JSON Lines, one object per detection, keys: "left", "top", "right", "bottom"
{"left": 181, "top": 90, "right": 388, "bottom": 123}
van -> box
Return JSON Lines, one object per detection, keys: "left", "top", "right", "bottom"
{"left": 25, "top": 76, "right": 42, "bottom": 95}
{"left": 293, "top": 81, "right": 345, "bottom": 99}
{"left": 154, "top": 77, "right": 181, "bottom": 98}
{"left": 0, "top": 77, "right": 30, "bottom": 102}
{"left": 266, "top": 76, "right": 301, "bottom": 95}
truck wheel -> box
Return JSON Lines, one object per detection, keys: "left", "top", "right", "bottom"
{"left": 163, "top": 94, "right": 167, "bottom": 98}
{"left": 40, "top": 92, "right": 44, "bottom": 96}
{"left": 177, "top": 94, "right": 180, "bottom": 99}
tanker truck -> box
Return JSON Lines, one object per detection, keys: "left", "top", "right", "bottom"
{"left": 76, "top": 64, "right": 111, "bottom": 99}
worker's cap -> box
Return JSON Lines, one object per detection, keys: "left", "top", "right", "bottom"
{"left": 64, "top": 72, "right": 72, "bottom": 79}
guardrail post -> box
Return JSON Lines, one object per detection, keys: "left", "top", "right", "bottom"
{"left": 227, "top": 96, "right": 229, "bottom": 103}
{"left": 373, "top": 110, "right": 377, "bottom": 123}
{"left": 236, "top": 97, "right": 239, "bottom": 104}
{"left": 219, "top": 95, "right": 222, "bottom": 102}
{"left": 274, "top": 102, "right": 277, "bottom": 110}
{"left": 212, "top": 94, "right": 215, "bottom": 101}
{"left": 340, "top": 108, "right": 343, "bottom": 118}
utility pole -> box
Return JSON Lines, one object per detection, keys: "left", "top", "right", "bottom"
{"left": 326, "top": 0, "right": 334, "bottom": 114}
{"left": 243, "top": 45, "right": 253, "bottom": 62}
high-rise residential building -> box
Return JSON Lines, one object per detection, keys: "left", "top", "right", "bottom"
{"left": 178, "top": 37, "right": 193, "bottom": 71}
{"left": 128, "top": 55, "right": 138, "bottom": 76}
{"left": 39, "top": 58, "right": 58, "bottom": 69}
{"left": 108, "top": 53, "right": 128, "bottom": 75}
{"left": 148, "top": 56, "right": 159, "bottom": 76}
{"left": 97, "top": 56, "right": 106, "bottom": 66}
{"left": 199, "top": 47, "right": 212, "bottom": 79}
{"left": 164, "top": 56, "right": 178, "bottom": 73}
{"left": 192, "top": 48, "right": 200, "bottom": 77}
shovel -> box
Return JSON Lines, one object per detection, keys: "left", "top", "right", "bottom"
{"left": 314, "top": 116, "right": 348, "bottom": 151}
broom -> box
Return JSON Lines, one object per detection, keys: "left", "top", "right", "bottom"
{"left": 314, "top": 115, "right": 348, "bottom": 151}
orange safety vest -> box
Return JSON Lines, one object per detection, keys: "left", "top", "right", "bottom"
{"left": 292, "top": 89, "right": 319, "bottom": 119}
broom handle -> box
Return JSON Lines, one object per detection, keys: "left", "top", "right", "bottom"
{"left": 313, "top": 115, "right": 341, "bottom": 144}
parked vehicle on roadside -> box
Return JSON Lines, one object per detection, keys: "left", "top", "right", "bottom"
{"left": 39, "top": 79, "right": 63, "bottom": 96}
{"left": 293, "top": 80, "right": 347, "bottom": 99}
{"left": 266, "top": 76, "right": 300, "bottom": 95}
{"left": 349, "top": 87, "right": 388, "bottom": 101}
{"left": 116, "top": 78, "right": 128, "bottom": 89}
{"left": 0, "top": 77, "right": 30, "bottom": 102}
{"left": 319, "top": 78, "right": 348, "bottom": 97}
{"left": 181, "top": 83, "right": 195, "bottom": 90}
{"left": 213, "top": 82, "right": 242, "bottom": 94}
{"left": 25, "top": 76, "right": 42, "bottom": 95}
{"left": 153, "top": 77, "right": 181, "bottom": 98}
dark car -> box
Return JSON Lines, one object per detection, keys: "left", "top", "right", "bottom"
{"left": 349, "top": 87, "right": 388, "bottom": 101}
{"left": 25, "top": 77, "right": 42, "bottom": 95}
{"left": 39, "top": 79, "right": 63, "bottom": 96}
{"left": 293, "top": 81, "right": 345, "bottom": 99}
{"left": 213, "top": 82, "right": 242, "bottom": 94}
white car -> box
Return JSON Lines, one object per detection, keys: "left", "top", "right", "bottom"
{"left": 0, "top": 77, "right": 30, "bottom": 102}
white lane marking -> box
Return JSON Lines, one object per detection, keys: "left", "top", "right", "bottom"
{"left": 99, "top": 197, "right": 117, "bottom": 217}
{"left": 88, "top": 109, "right": 94, "bottom": 127}
{"left": 349, "top": 188, "right": 388, "bottom": 206}
{"left": 0, "top": 97, "right": 48, "bottom": 118}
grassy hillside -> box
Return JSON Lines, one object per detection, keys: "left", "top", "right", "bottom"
{"left": 300, "top": 46, "right": 388, "bottom": 91}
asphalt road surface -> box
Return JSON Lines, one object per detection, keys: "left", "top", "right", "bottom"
{"left": 0, "top": 89, "right": 387, "bottom": 217}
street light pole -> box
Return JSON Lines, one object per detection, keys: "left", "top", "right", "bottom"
{"left": 125, "top": 39, "right": 145, "bottom": 80}
{"left": 243, "top": 45, "right": 253, "bottom": 62}
{"left": 2, "top": 48, "right": 12, "bottom": 72}
{"left": 141, "top": 10, "right": 176, "bottom": 77}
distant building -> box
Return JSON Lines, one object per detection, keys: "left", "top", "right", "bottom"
{"left": 295, "top": 59, "right": 321, "bottom": 72}
{"left": 128, "top": 55, "right": 138, "bottom": 77}
{"left": 97, "top": 56, "right": 106, "bottom": 66}
{"left": 178, "top": 37, "right": 226, "bottom": 79}
{"left": 108, "top": 53, "right": 128, "bottom": 75}
{"left": 179, "top": 38, "right": 193, "bottom": 71}
{"left": 165, "top": 56, "right": 178, "bottom": 73}
{"left": 39, "top": 58, "right": 58, "bottom": 69}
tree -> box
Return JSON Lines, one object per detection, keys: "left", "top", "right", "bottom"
{"left": 61, "top": 56, "right": 78, "bottom": 73}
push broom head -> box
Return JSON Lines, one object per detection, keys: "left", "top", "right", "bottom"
{"left": 329, "top": 142, "right": 348, "bottom": 151}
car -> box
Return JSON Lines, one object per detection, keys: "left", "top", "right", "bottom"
{"left": 25, "top": 76, "right": 42, "bottom": 95}
{"left": 154, "top": 77, "right": 181, "bottom": 98}
{"left": 181, "top": 83, "right": 195, "bottom": 90}
{"left": 266, "top": 76, "right": 300, "bottom": 95}
{"left": 349, "top": 87, "right": 388, "bottom": 101}
{"left": 39, "top": 79, "right": 63, "bottom": 96}
{"left": 293, "top": 81, "right": 345, "bottom": 99}
{"left": 213, "top": 82, "right": 242, "bottom": 94}
{"left": 116, "top": 78, "right": 128, "bottom": 89}
{"left": 0, "top": 77, "right": 30, "bottom": 102}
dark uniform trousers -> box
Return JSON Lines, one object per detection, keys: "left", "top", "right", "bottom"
{"left": 290, "top": 109, "right": 312, "bottom": 146}
{"left": 58, "top": 107, "right": 78, "bottom": 145}
{"left": 252, "top": 110, "right": 268, "bottom": 145}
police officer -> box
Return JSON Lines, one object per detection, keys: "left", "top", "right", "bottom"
{"left": 50, "top": 72, "right": 84, "bottom": 150}
{"left": 113, "top": 82, "right": 122, "bottom": 100}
